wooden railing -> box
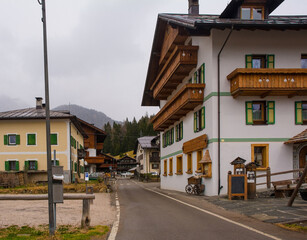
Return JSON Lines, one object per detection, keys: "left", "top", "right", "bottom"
{"left": 227, "top": 68, "right": 307, "bottom": 98}
{"left": 255, "top": 167, "right": 305, "bottom": 188}
{"left": 151, "top": 83, "right": 205, "bottom": 131}
{"left": 151, "top": 45, "right": 199, "bottom": 100}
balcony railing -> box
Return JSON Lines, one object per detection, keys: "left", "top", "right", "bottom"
{"left": 151, "top": 83, "right": 206, "bottom": 131}
{"left": 227, "top": 68, "right": 307, "bottom": 98}
{"left": 150, "top": 45, "right": 199, "bottom": 100}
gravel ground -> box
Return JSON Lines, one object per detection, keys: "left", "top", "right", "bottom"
{"left": 0, "top": 193, "right": 116, "bottom": 228}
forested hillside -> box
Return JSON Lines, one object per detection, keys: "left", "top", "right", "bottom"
{"left": 103, "top": 114, "right": 157, "bottom": 156}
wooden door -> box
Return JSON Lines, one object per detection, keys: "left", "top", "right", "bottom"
{"left": 299, "top": 146, "right": 307, "bottom": 168}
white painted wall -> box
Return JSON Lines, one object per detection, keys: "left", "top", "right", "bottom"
{"left": 160, "top": 28, "right": 307, "bottom": 196}
{"left": 88, "top": 149, "right": 96, "bottom": 157}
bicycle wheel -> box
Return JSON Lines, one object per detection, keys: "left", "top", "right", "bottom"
{"left": 185, "top": 184, "right": 194, "bottom": 194}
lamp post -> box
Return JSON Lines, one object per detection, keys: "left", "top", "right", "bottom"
{"left": 38, "top": 0, "right": 54, "bottom": 235}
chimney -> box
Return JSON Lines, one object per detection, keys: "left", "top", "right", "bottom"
{"left": 188, "top": 0, "right": 199, "bottom": 15}
{"left": 35, "top": 97, "right": 43, "bottom": 109}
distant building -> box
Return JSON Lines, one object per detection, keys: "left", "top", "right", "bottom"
{"left": 142, "top": 0, "right": 307, "bottom": 195}
{"left": 117, "top": 155, "right": 137, "bottom": 173}
{"left": 0, "top": 97, "right": 87, "bottom": 184}
{"left": 135, "top": 136, "right": 160, "bottom": 174}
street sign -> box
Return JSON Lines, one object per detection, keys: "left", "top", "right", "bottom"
{"left": 85, "top": 172, "right": 89, "bottom": 181}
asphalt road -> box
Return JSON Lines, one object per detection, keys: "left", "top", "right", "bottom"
{"left": 114, "top": 179, "right": 298, "bottom": 240}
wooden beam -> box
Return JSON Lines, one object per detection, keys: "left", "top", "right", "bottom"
{"left": 260, "top": 91, "right": 271, "bottom": 98}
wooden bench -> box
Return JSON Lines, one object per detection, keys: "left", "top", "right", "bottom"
{"left": 272, "top": 180, "right": 294, "bottom": 198}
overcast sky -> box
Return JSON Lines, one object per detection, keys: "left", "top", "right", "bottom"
{"left": 0, "top": 0, "right": 306, "bottom": 121}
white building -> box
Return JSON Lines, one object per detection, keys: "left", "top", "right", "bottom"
{"left": 142, "top": 0, "right": 307, "bottom": 196}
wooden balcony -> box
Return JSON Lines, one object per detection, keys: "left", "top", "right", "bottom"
{"left": 227, "top": 68, "right": 307, "bottom": 98}
{"left": 96, "top": 142, "right": 103, "bottom": 150}
{"left": 85, "top": 157, "right": 105, "bottom": 164}
{"left": 151, "top": 45, "right": 199, "bottom": 100}
{"left": 151, "top": 84, "right": 206, "bottom": 131}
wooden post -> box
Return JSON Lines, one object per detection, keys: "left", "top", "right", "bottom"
{"left": 288, "top": 165, "right": 307, "bottom": 207}
{"left": 266, "top": 167, "right": 271, "bottom": 189}
{"left": 81, "top": 199, "right": 91, "bottom": 228}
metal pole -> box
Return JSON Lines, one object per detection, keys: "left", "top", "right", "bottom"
{"left": 39, "top": 0, "right": 55, "bottom": 235}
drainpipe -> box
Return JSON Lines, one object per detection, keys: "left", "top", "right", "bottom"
{"left": 217, "top": 25, "right": 233, "bottom": 195}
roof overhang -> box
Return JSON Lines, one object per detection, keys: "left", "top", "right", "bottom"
{"left": 284, "top": 129, "right": 307, "bottom": 144}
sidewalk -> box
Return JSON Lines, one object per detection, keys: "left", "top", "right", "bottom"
{"left": 142, "top": 181, "right": 307, "bottom": 226}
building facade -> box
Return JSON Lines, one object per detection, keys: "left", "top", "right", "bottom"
{"left": 135, "top": 136, "right": 160, "bottom": 174}
{"left": 142, "top": 0, "right": 307, "bottom": 196}
{"left": 0, "top": 97, "right": 87, "bottom": 184}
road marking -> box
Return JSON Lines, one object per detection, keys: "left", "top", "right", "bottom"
{"left": 143, "top": 186, "right": 282, "bottom": 240}
{"left": 108, "top": 193, "right": 120, "bottom": 240}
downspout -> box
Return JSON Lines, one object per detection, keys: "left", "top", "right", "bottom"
{"left": 217, "top": 25, "right": 233, "bottom": 195}
{"left": 69, "top": 121, "right": 72, "bottom": 183}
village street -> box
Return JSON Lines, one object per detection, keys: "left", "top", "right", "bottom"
{"left": 112, "top": 178, "right": 306, "bottom": 240}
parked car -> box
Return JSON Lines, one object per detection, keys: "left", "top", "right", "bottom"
{"left": 121, "top": 172, "right": 134, "bottom": 177}
{"left": 150, "top": 172, "right": 159, "bottom": 176}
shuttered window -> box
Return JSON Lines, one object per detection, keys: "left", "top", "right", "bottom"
{"left": 25, "top": 160, "right": 38, "bottom": 170}
{"left": 5, "top": 161, "right": 19, "bottom": 171}
{"left": 295, "top": 101, "right": 307, "bottom": 124}
{"left": 194, "top": 107, "right": 205, "bottom": 132}
{"left": 27, "top": 134, "right": 36, "bottom": 145}
{"left": 176, "top": 122, "right": 183, "bottom": 142}
{"left": 246, "top": 101, "right": 275, "bottom": 125}
{"left": 4, "top": 134, "right": 20, "bottom": 145}
{"left": 193, "top": 63, "right": 205, "bottom": 83}
{"left": 245, "top": 54, "right": 275, "bottom": 69}
{"left": 50, "top": 133, "right": 58, "bottom": 145}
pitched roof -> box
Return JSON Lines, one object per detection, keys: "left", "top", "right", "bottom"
{"left": 284, "top": 129, "right": 307, "bottom": 144}
{"left": 77, "top": 118, "right": 107, "bottom": 138}
{"left": 137, "top": 136, "right": 159, "bottom": 149}
{"left": 0, "top": 107, "right": 88, "bottom": 138}
{"left": 142, "top": 12, "right": 307, "bottom": 106}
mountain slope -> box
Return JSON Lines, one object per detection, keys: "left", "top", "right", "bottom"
{"left": 53, "top": 104, "right": 119, "bottom": 129}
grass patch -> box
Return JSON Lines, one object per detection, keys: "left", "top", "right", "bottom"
{"left": 0, "top": 225, "right": 109, "bottom": 240}
{"left": 277, "top": 222, "right": 307, "bottom": 233}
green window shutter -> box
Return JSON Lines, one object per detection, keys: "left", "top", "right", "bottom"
{"left": 267, "top": 101, "right": 275, "bottom": 124}
{"left": 4, "top": 135, "right": 8, "bottom": 145}
{"left": 201, "top": 107, "right": 205, "bottom": 129}
{"left": 81, "top": 166, "right": 84, "bottom": 173}
{"left": 267, "top": 55, "right": 275, "bottom": 69}
{"left": 25, "top": 161, "right": 29, "bottom": 171}
{"left": 246, "top": 55, "right": 252, "bottom": 68}
{"left": 56, "top": 160, "right": 59, "bottom": 166}
{"left": 74, "top": 162, "right": 77, "bottom": 172}
{"left": 27, "top": 134, "right": 36, "bottom": 145}
{"left": 35, "top": 161, "right": 38, "bottom": 170}
{"left": 200, "top": 63, "right": 205, "bottom": 83}
{"left": 74, "top": 139, "right": 77, "bottom": 149}
{"left": 70, "top": 136, "right": 73, "bottom": 147}
{"left": 175, "top": 125, "right": 178, "bottom": 142}
{"left": 194, "top": 112, "right": 197, "bottom": 132}
{"left": 246, "top": 102, "right": 253, "bottom": 125}
{"left": 5, "top": 161, "right": 9, "bottom": 171}
{"left": 51, "top": 134, "right": 57, "bottom": 145}
{"left": 16, "top": 135, "right": 20, "bottom": 145}
{"left": 295, "top": 101, "right": 303, "bottom": 125}
{"left": 194, "top": 72, "right": 198, "bottom": 83}
{"left": 180, "top": 122, "right": 183, "bottom": 140}
{"left": 16, "top": 161, "right": 19, "bottom": 171}
{"left": 162, "top": 134, "right": 165, "bottom": 148}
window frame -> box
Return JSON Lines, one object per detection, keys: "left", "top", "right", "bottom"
{"left": 295, "top": 101, "right": 307, "bottom": 125}
{"left": 186, "top": 153, "right": 193, "bottom": 174}
{"left": 27, "top": 160, "right": 38, "bottom": 171}
{"left": 163, "top": 160, "right": 167, "bottom": 176}
{"left": 176, "top": 155, "right": 183, "bottom": 175}
{"left": 175, "top": 121, "right": 183, "bottom": 142}
{"left": 241, "top": 6, "right": 264, "bottom": 20}
{"left": 245, "top": 54, "right": 275, "bottom": 69}
{"left": 6, "top": 160, "right": 19, "bottom": 171}
{"left": 194, "top": 107, "right": 205, "bottom": 132}
{"left": 251, "top": 144, "right": 269, "bottom": 170}
{"left": 27, "top": 133, "right": 37, "bottom": 146}
{"left": 169, "top": 158, "right": 173, "bottom": 176}
{"left": 246, "top": 101, "right": 275, "bottom": 125}
{"left": 301, "top": 54, "right": 307, "bottom": 69}
{"left": 196, "top": 150, "right": 203, "bottom": 173}
{"left": 51, "top": 133, "right": 58, "bottom": 146}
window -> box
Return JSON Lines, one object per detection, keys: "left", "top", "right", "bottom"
{"left": 196, "top": 150, "right": 203, "bottom": 173}
{"left": 5, "top": 160, "right": 19, "bottom": 171}
{"left": 301, "top": 54, "right": 307, "bottom": 69}
{"left": 163, "top": 160, "right": 167, "bottom": 176}
{"left": 176, "top": 155, "right": 183, "bottom": 175}
{"left": 194, "top": 63, "right": 205, "bottom": 84}
{"left": 176, "top": 122, "right": 183, "bottom": 142}
{"left": 295, "top": 101, "right": 307, "bottom": 124}
{"left": 246, "top": 101, "right": 275, "bottom": 125}
{"left": 169, "top": 158, "right": 173, "bottom": 175}
{"left": 25, "top": 160, "right": 38, "bottom": 170}
{"left": 162, "top": 128, "right": 174, "bottom": 147}
{"left": 152, "top": 163, "right": 159, "bottom": 169}
{"left": 51, "top": 160, "right": 60, "bottom": 166}
{"left": 27, "top": 134, "right": 36, "bottom": 146}
{"left": 251, "top": 144, "right": 269, "bottom": 170}
{"left": 187, "top": 153, "right": 192, "bottom": 174}
{"left": 241, "top": 7, "right": 263, "bottom": 20}
{"left": 50, "top": 133, "right": 58, "bottom": 145}
{"left": 4, "top": 134, "right": 20, "bottom": 146}
{"left": 194, "top": 107, "right": 205, "bottom": 132}
{"left": 246, "top": 55, "right": 274, "bottom": 69}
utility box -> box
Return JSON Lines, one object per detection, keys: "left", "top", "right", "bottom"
{"left": 52, "top": 165, "right": 64, "bottom": 203}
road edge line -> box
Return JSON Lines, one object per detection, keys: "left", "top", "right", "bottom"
{"left": 108, "top": 192, "right": 120, "bottom": 240}
{"left": 144, "top": 186, "right": 282, "bottom": 240}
